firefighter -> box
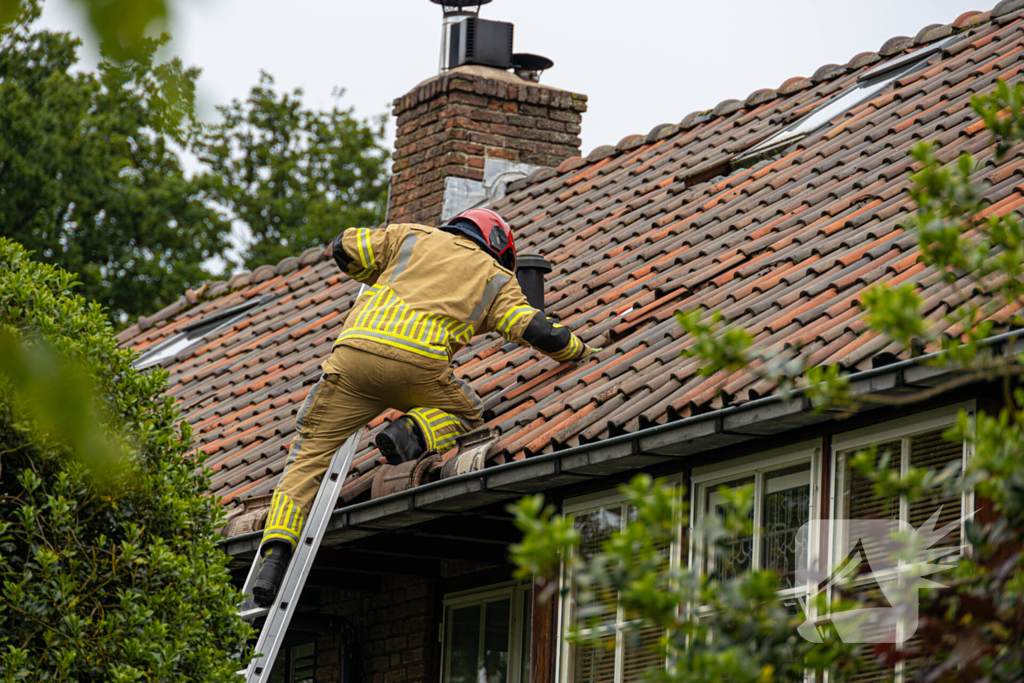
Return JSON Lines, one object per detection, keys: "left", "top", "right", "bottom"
{"left": 252, "top": 209, "right": 596, "bottom": 606}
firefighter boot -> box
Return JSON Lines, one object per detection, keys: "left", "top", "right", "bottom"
{"left": 376, "top": 416, "right": 426, "bottom": 466}
{"left": 253, "top": 542, "right": 292, "bottom": 607}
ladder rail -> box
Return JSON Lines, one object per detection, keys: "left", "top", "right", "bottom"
{"left": 239, "top": 427, "right": 364, "bottom": 682}
{"left": 237, "top": 282, "right": 369, "bottom": 680}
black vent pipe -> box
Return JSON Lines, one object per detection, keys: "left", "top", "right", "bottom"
{"left": 516, "top": 253, "right": 551, "bottom": 313}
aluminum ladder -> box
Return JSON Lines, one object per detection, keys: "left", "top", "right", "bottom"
{"left": 236, "top": 427, "right": 365, "bottom": 681}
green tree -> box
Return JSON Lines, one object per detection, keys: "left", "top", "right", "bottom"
{"left": 510, "top": 80, "right": 1024, "bottom": 682}
{"left": 0, "top": 237, "right": 252, "bottom": 682}
{"left": 0, "top": 0, "right": 229, "bottom": 325}
{"left": 0, "top": 0, "right": 169, "bottom": 62}
{"left": 192, "top": 72, "right": 390, "bottom": 270}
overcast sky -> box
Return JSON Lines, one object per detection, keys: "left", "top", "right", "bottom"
{"left": 39, "top": 0, "right": 982, "bottom": 157}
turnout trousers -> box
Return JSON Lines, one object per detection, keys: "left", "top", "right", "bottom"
{"left": 259, "top": 344, "right": 485, "bottom": 551}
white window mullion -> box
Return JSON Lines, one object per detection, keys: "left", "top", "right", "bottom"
{"left": 962, "top": 432, "right": 975, "bottom": 558}
{"left": 477, "top": 602, "right": 487, "bottom": 677}
{"left": 752, "top": 472, "right": 765, "bottom": 570}
{"left": 899, "top": 436, "right": 910, "bottom": 524}
{"left": 614, "top": 504, "right": 626, "bottom": 683}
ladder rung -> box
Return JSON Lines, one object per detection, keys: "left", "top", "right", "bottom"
{"left": 239, "top": 606, "right": 270, "bottom": 621}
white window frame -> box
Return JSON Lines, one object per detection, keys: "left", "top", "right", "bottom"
{"left": 690, "top": 442, "right": 824, "bottom": 609}
{"left": 829, "top": 401, "right": 976, "bottom": 573}
{"left": 133, "top": 298, "right": 266, "bottom": 369}
{"left": 558, "top": 476, "right": 684, "bottom": 683}
{"left": 827, "top": 401, "right": 975, "bottom": 681}
{"left": 440, "top": 581, "right": 532, "bottom": 683}
{"left": 737, "top": 36, "right": 959, "bottom": 162}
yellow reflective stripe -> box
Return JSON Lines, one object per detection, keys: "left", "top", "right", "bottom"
{"left": 355, "top": 230, "right": 367, "bottom": 267}
{"left": 434, "top": 432, "right": 459, "bottom": 451}
{"left": 427, "top": 413, "right": 458, "bottom": 429}
{"left": 407, "top": 407, "right": 463, "bottom": 450}
{"left": 356, "top": 229, "right": 375, "bottom": 270}
{"left": 380, "top": 291, "right": 402, "bottom": 332}
{"left": 370, "top": 288, "right": 396, "bottom": 329}
{"left": 337, "top": 331, "right": 448, "bottom": 360}
{"left": 410, "top": 311, "right": 428, "bottom": 341}
{"left": 336, "top": 284, "right": 476, "bottom": 359}
{"left": 455, "top": 321, "right": 475, "bottom": 342}
{"left": 550, "top": 332, "right": 581, "bottom": 361}
{"left": 355, "top": 287, "right": 381, "bottom": 327}
{"left": 263, "top": 492, "right": 306, "bottom": 549}
{"left": 400, "top": 308, "right": 418, "bottom": 338}
{"left": 262, "top": 531, "right": 299, "bottom": 545}
{"left": 498, "top": 305, "right": 534, "bottom": 335}
{"left": 363, "top": 230, "right": 375, "bottom": 267}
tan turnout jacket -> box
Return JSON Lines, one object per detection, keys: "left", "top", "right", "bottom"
{"left": 330, "top": 223, "right": 588, "bottom": 369}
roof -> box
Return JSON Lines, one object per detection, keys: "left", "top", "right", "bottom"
{"left": 119, "top": 1, "right": 1024, "bottom": 531}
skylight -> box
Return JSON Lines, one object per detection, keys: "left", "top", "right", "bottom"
{"left": 134, "top": 296, "right": 272, "bottom": 369}
{"left": 738, "top": 36, "right": 960, "bottom": 161}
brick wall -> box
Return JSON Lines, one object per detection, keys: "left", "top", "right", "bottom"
{"left": 388, "top": 65, "right": 587, "bottom": 227}
{"left": 315, "top": 576, "right": 438, "bottom": 683}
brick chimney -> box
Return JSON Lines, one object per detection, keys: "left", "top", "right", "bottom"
{"left": 388, "top": 64, "right": 587, "bottom": 226}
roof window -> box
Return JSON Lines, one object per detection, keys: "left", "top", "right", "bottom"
{"left": 737, "top": 36, "right": 960, "bottom": 162}
{"left": 134, "top": 296, "right": 273, "bottom": 369}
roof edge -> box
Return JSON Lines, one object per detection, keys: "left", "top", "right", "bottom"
{"left": 220, "top": 328, "right": 1024, "bottom": 558}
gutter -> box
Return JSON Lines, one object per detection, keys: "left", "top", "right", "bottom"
{"left": 221, "top": 329, "right": 1024, "bottom": 558}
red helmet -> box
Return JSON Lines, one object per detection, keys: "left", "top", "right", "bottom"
{"left": 450, "top": 208, "right": 517, "bottom": 271}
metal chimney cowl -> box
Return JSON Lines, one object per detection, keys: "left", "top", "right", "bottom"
{"left": 444, "top": 16, "right": 513, "bottom": 71}
{"left": 431, "top": 0, "right": 494, "bottom": 72}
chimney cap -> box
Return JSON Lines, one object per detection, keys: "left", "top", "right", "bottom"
{"left": 430, "top": 0, "right": 492, "bottom": 13}
{"left": 512, "top": 53, "right": 553, "bottom": 71}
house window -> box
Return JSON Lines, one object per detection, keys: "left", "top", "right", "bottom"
{"left": 828, "top": 403, "right": 973, "bottom": 683}
{"left": 692, "top": 445, "right": 821, "bottom": 610}
{"left": 133, "top": 296, "right": 271, "bottom": 369}
{"left": 442, "top": 583, "right": 532, "bottom": 683}
{"left": 269, "top": 640, "right": 316, "bottom": 683}
{"left": 561, "top": 484, "right": 682, "bottom": 683}
{"left": 737, "top": 36, "right": 959, "bottom": 161}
